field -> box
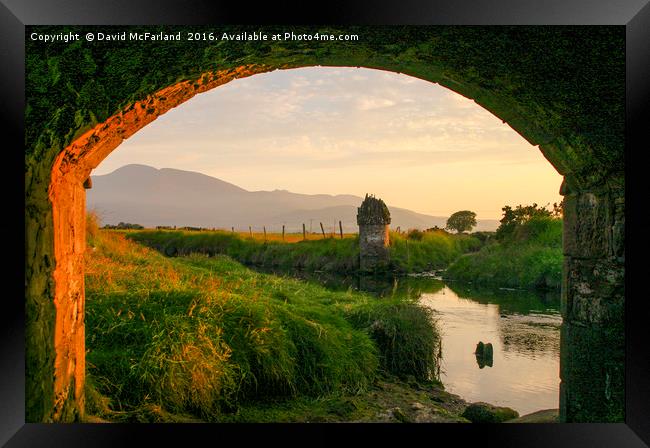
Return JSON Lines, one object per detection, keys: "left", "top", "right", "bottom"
{"left": 125, "top": 228, "right": 482, "bottom": 274}
{"left": 232, "top": 230, "right": 356, "bottom": 243}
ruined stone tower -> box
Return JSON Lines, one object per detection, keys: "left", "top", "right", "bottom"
{"left": 357, "top": 194, "right": 391, "bottom": 271}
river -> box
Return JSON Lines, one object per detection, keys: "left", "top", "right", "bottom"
{"left": 254, "top": 267, "right": 562, "bottom": 416}
{"left": 418, "top": 281, "right": 561, "bottom": 416}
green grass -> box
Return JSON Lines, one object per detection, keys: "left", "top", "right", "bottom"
{"left": 346, "top": 300, "right": 441, "bottom": 381}
{"left": 445, "top": 217, "right": 563, "bottom": 290}
{"left": 85, "top": 230, "right": 441, "bottom": 422}
{"left": 126, "top": 228, "right": 481, "bottom": 274}
{"left": 127, "top": 229, "right": 360, "bottom": 272}
{"left": 387, "top": 230, "right": 481, "bottom": 273}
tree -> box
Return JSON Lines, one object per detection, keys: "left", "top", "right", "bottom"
{"left": 551, "top": 199, "right": 564, "bottom": 218}
{"left": 446, "top": 210, "right": 477, "bottom": 234}
{"left": 495, "top": 203, "right": 559, "bottom": 241}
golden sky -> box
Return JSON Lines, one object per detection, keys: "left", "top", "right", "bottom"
{"left": 94, "top": 67, "right": 563, "bottom": 219}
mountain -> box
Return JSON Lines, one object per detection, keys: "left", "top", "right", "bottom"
{"left": 87, "top": 164, "right": 499, "bottom": 232}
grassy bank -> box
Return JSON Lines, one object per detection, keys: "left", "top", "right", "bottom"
{"left": 126, "top": 228, "right": 481, "bottom": 274}
{"left": 388, "top": 230, "right": 481, "bottom": 272}
{"left": 84, "top": 229, "right": 442, "bottom": 422}
{"left": 127, "top": 229, "right": 360, "bottom": 272}
{"left": 445, "top": 216, "right": 563, "bottom": 290}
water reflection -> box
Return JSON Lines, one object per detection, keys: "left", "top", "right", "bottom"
{"left": 253, "top": 265, "right": 445, "bottom": 298}
{"left": 420, "top": 283, "right": 561, "bottom": 415}
{"left": 250, "top": 266, "right": 561, "bottom": 415}
{"left": 446, "top": 283, "right": 562, "bottom": 358}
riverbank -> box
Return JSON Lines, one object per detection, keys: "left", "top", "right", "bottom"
{"left": 84, "top": 229, "right": 443, "bottom": 422}
{"left": 87, "top": 370, "right": 558, "bottom": 423}
{"left": 86, "top": 377, "right": 559, "bottom": 424}
{"left": 84, "top": 228, "right": 558, "bottom": 423}
{"left": 125, "top": 228, "right": 481, "bottom": 274}
{"left": 86, "top": 373, "right": 471, "bottom": 423}
{"left": 444, "top": 216, "right": 563, "bottom": 290}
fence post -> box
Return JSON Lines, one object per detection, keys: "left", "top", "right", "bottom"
{"left": 320, "top": 222, "right": 325, "bottom": 238}
{"left": 263, "top": 226, "right": 267, "bottom": 242}
{"left": 339, "top": 220, "right": 343, "bottom": 239}
{"left": 303, "top": 223, "right": 306, "bottom": 241}
{"left": 249, "top": 226, "right": 252, "bottom": 238}
{"left": 282, "top": 225, "right": 285, "bottom": 241}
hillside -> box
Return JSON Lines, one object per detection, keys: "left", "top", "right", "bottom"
{"left": 87, "top": 164, "right": 499, "bottom": 232}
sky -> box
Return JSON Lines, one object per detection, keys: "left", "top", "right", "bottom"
{"left": 94, "top": 67, "right": 563, "bottom": 219}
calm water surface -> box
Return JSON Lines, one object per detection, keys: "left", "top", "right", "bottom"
{"left": 418, "top": 282, "right": 561, "bottom": 415}
{"left": 253, "top": 267, "right": 562, "bottom": 415}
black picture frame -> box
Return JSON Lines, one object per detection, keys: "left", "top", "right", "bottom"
{"left": 4, "top": 0, "right": 649, "bottom": 446}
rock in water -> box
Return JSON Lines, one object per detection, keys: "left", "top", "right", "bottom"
{"left": 462, "top": 402, "right": 519, "bottom": 423}
{"left": 475, "top": 341, "right": 494, "bottom": 368}
{"left": 484, "top": 342, "right": 494, "bottom": 367}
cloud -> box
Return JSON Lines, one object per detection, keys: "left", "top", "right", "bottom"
{"left": 94, "top": 66, "right": 562, "bottom": 217}
{"left": 356, "top": 96, "right": 396, "bottom": 111}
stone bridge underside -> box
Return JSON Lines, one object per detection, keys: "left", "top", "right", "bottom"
{"left": 25, "top": 26, "right": 625, "bottom": 422}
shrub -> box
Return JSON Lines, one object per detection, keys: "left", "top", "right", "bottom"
{"left": 346, "top": 299, "right": 441, "bottom": 381}
{"left": 406, "top": 229, "right": 424, "bottom": 241}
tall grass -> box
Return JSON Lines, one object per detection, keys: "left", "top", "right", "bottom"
{"left": 86, "top": 209, "right": 100, "bottom": 246}
{"left": 127, "top": 230, "right": 360, "bottom": 272}
{"left": 346, "top": 299, "right": 441, "bottom": 381}
{"left": 388, "top": 230, "right": 481, "bottom": 272}
{"left": 127, "top": 228, "right": 481, "bottom": 274}
{"left": 85, "top": 229, "right": 441, "bottom": 421}
{"left": 445, "top": 217, "right": 563, "bottom": 290}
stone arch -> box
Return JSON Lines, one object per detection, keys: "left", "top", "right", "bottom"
{"left": 25, "top": 27, "right": 625, "bottom": 422}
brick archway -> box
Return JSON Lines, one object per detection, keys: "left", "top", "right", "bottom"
{"left": 25, "top": 26, "right": 625, "bottom": 422}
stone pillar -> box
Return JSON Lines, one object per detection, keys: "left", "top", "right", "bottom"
{"left": 559, "top": 177, "right": 625, "bottom": 422}
{"left": 357, "top": 194, "right": 391, "bottom": 272}
{"left": 26, "top": 159, "right": 58, "bottom": 422}
{"left": 26, "top": 151, "right": 88, "bottom": 422}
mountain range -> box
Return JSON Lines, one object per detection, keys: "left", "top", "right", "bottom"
{"left": 86, "top": 164, "right": 499, "bottom": 233}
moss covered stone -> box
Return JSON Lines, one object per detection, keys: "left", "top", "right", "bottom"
{"left": 357, "top": 195, "right": 391, "bottom": 271}
{"left": 462, "top": 402, "right": 519, "bottom": 423}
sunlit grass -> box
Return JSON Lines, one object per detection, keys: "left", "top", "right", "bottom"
{"left": 388, "top": 230, "right": 481, "bottom": 272}
{"left": 85, "top": 228, "right": 441, "bottom": 422}
{"left": 445, "top": 218, "right": 563, "bottom": 290}
{"left": 125, "top": 228, "right": 481, "bottom": 274}
{"left": 232, "top": 230, "right": 356, "bottom": 243}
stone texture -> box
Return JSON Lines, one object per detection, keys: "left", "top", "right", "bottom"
{"left": 564, "top": 257, "right": 624, "bottom": 325}
{"left": 559, "top": 182, "right": 625, "bottom": 423}
{"left": 559, "top": 322, "right": 625, "bottom": 422}
{"left": 358, "top": 224, "right": 390, "bottom": 271}
{"left": 357, "top": 195, "right": 391, "bottom": 272}
{"left": 462, "top": 402, "right": 519, "bottom": 423}
{"left": 563, "top": 190, "right": 616, "bottom": 259}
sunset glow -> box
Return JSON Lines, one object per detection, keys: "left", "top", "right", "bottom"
{"left": 95, "top": 67, "right": 563, "bottom": 219}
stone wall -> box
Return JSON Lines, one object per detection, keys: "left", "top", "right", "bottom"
{"left": 357, "top": 195, "right": 391, "bottom": 272}
{"left": 359, "top": 224, "right": 390, "bottom": 271}
{"left": 25, "top": 67, "right": 266, "bottom": 422}
{"left": 559, "top": 177, "right": 625, "bottom": 422}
